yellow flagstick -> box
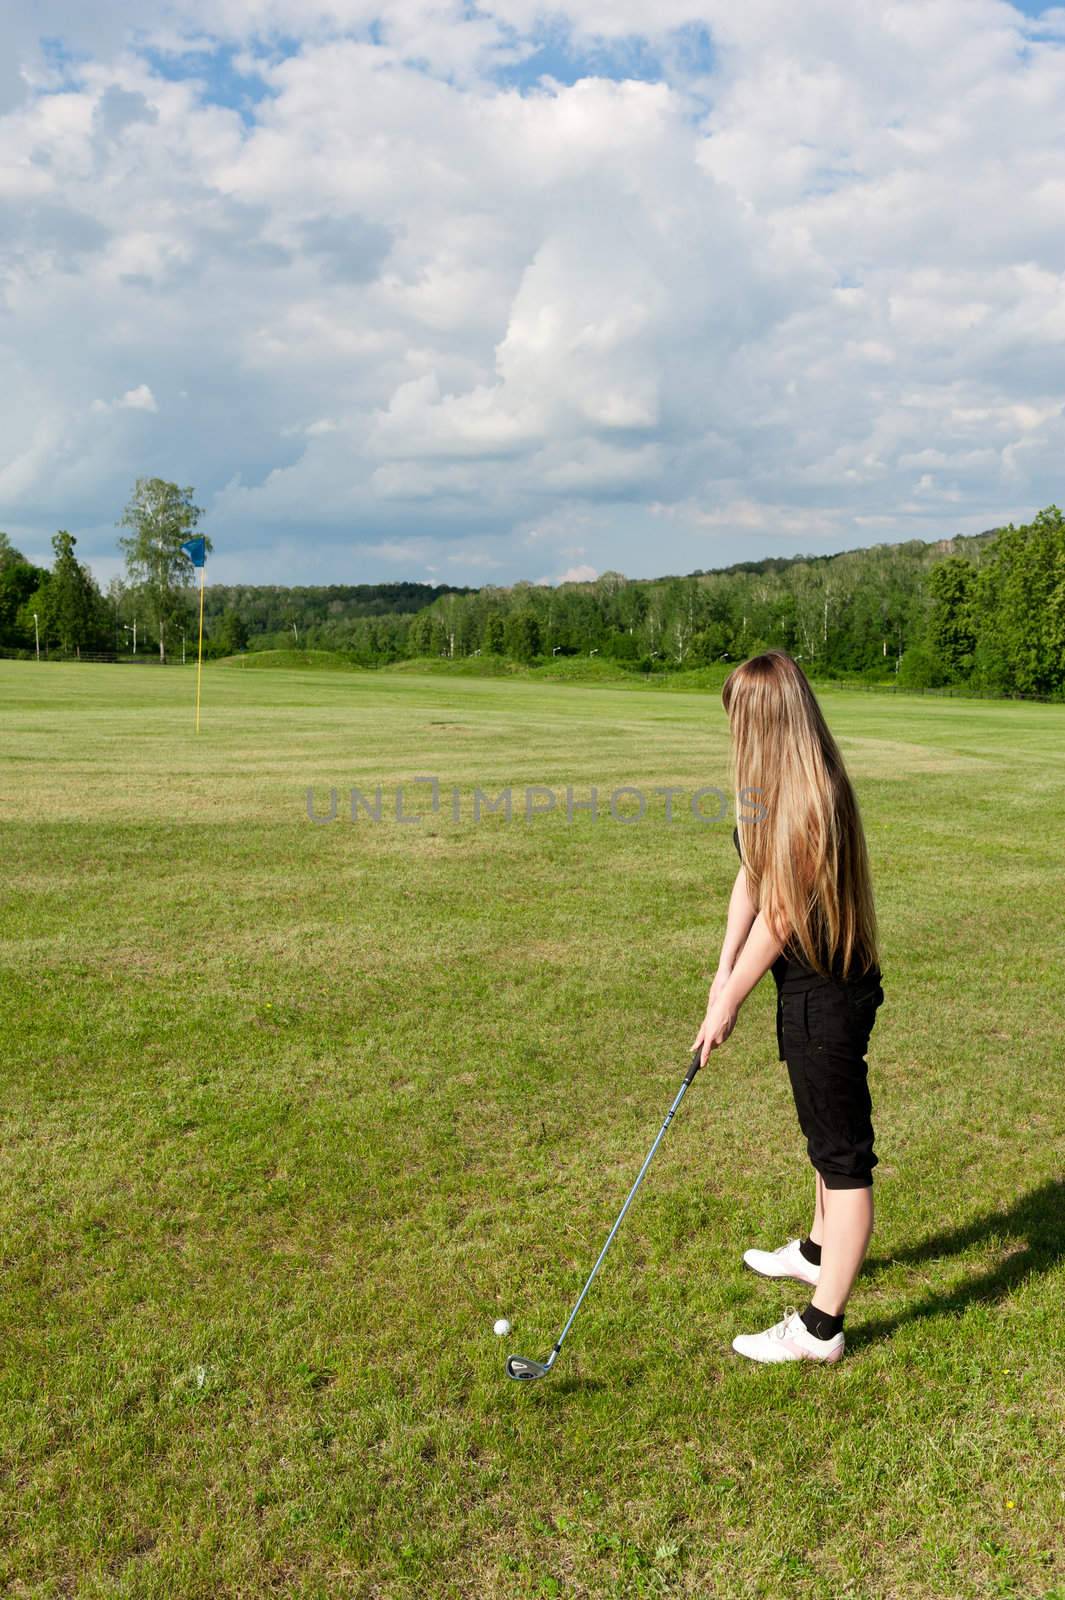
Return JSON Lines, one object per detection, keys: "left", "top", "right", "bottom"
{"left": 195, "top": 560, "right": 206, "bottom": 733}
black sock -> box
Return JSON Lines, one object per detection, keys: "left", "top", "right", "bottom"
{"left": 800, "top": 1303, "right": 844, "bottom": 1341}
{"left": 798, "top": 1237, "right": 822, "bottom": 1266}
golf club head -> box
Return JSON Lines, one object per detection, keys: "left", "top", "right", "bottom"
{"left": 506, "top": 1353, "right": 552, "bottom": 1381}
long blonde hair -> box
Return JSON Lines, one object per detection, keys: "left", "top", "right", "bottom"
{"left": 722, "top": 650, "right": 879, "bottom": 978}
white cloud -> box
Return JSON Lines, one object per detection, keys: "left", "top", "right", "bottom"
{"left": 0, "top": 0, "right": 1063, "bottom": 582}
{"left": 90, "top": 384, "right": 158, "bottom": 413}
{"left": 363, "top": 538, "right": 435, "bottom": 564}
{"left": 119, "top": 384, "right": 158, "bottom": 411}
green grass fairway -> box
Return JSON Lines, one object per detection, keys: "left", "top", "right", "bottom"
{"left": 1, "top": 661, "right": 1062, "bottom": 1599}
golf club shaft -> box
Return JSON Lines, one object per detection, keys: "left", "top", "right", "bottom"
{"left": 548, "top": 1047, "right": 703, "bottom": 1362}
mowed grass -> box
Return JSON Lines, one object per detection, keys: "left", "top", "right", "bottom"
{"left": 0, "top": 660, "right": 1062, "bottom": 1600}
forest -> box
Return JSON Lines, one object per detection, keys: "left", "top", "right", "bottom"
{"left": 2, "top": 487, "right": 1062, "bottom": 699}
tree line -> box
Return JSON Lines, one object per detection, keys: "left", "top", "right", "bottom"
{"left": 0, "top": 480, "right": 212, "bottom": 662}
{"left": 2, "top": 477, "right": 1062, "bottom": 697}
{"left": 0, "top": 480, "right": 471, "bottom": 663}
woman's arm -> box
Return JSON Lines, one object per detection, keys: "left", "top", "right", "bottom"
{"left": 719, "top": 910, "right": 785, "bottom": 1009}
{"left": 705, "top": 865, "right": 757, "bottom": 1016}
{"left": 693, "top": 907, "right": 786, "bottom": 1067}
{"left": 715, "top": 864, "right": 758, "bottom": 980}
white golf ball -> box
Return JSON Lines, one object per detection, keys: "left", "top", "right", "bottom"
{"left": 493, "top": 1318, "right": 511, "bottom": 1338}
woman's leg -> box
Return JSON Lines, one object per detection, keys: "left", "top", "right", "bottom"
{"left": 809, "top": 1184, "right": 873, "bottom": 1316}
{"left": 809, "top": 1172, "right": 825, "bottom": 1247}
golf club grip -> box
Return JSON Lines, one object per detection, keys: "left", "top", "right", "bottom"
{"left": 684, "top": 1045, "right": 703, "bottom": 1084}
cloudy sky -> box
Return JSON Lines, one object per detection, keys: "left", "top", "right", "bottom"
{"left": 1, "top": 0, "right": 1064, "bottom": 588}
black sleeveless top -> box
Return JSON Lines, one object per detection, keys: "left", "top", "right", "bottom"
{"left": 732, "top": 826, "right": 878, "bottom": 993}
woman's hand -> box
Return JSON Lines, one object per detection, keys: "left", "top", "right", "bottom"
{"left": 691, "top": 990, "right": 739, "bottom": 1069}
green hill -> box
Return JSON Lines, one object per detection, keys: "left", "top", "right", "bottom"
{"left": 215, "top": 648, "right": 366, "bottom": 672}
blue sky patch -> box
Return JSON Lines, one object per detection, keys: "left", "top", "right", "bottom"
{"left": 493, "top": 20, "right": 715, "bottom": 92}
{"left": 141, "top": 39, "right": 295, "bottom": 122}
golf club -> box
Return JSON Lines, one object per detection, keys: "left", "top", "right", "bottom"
{"left": 506, "top": 1044, "right": 704, "bottom": 1381}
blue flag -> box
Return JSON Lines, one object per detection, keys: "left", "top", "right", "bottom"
{"left": 181, "top": 535, "right": 206, "bottom": 568}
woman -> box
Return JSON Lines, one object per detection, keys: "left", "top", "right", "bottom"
{"left": 692, "top": 650, "right": 884, "bottom": 1364}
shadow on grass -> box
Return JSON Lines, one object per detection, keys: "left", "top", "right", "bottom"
{"left": 852, "top": 1178, "right": 1064, "bottom": 1348}
{"left": 542, "top": 1376, "right": 608, "bottom": 1396}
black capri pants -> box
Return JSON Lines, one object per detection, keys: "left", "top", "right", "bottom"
{"left": 776, "top": 972, "right": 884, "bottom": 1190}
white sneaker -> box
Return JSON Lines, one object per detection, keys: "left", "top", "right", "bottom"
{"left": 732, "top": 1307, "right": 844, "bottom": 1365}
{"left": 743, "top": 1237, "right": 820, "bottom": 1287}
